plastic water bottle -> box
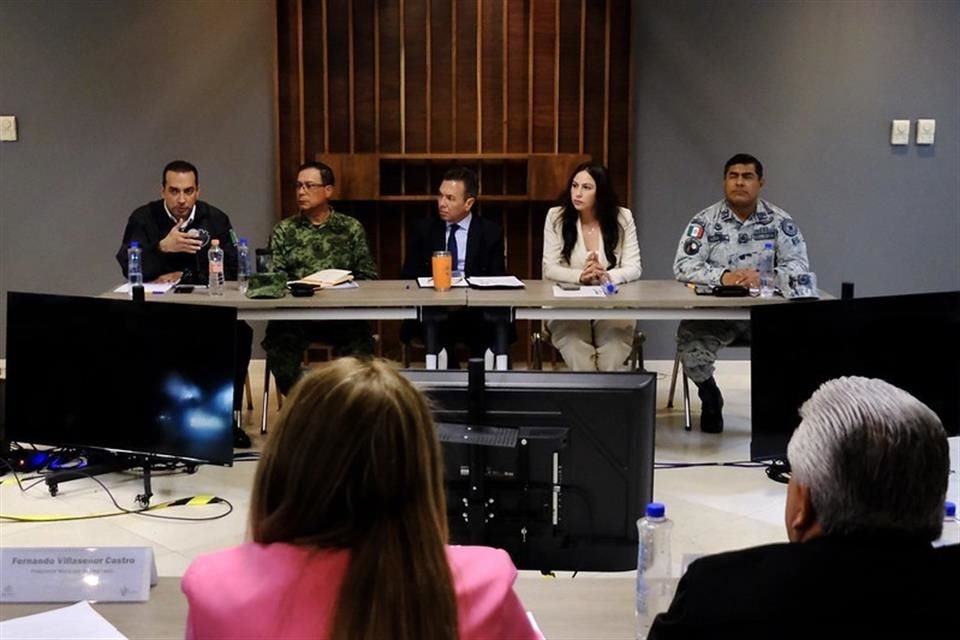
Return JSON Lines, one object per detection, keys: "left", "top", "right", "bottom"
{"left": 933, "top": 501, "right": 959, "bottom": 547}
{"left": 127, "top": 241, "right": 143, "bottom": 298}
{"left": 636, "top": 502, "right": 676, "bottom": 639}
{"left": 208, "top": 239, "right": 225, "bottom": 296}
{"left": 758, "top": 241, "right": 775, "bottom": 298}
{"left": 237, "top": 238, "right": 251, "bottom": 294}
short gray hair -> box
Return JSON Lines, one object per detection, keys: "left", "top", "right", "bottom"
{"left": 786, "top": 376, "right": 949, "bottom": 540}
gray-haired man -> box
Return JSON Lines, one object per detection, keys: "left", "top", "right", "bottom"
{"left": 650, "top": 377, "right": 958, "bottom": 637}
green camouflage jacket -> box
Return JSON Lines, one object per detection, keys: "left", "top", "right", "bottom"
{"left": 269, "top": 210, "right": 379, "bottom": 280}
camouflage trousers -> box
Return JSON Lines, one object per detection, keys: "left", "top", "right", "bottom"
{"left": 676, "top": 320, "right": 750, "bottom": 384}
{"left": 262, "top": 320, "right": 375, "bottom": 395}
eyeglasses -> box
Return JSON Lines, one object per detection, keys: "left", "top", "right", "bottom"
{"left": 295, "top": 182, "right": 326, "bottom": 191}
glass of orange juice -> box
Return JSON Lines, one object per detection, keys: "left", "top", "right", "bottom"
{"left": 432, "top": 251, "right": 452, "bottom": 291}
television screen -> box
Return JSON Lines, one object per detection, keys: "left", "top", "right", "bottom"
{"left": 403, "top": 368, "right": 656, "bottom": 572}
{"left": 750, "top": 291, "right": 960, "bottom": 460}
{"left": 4, "top": 292, "right": 236, "bottom": 465}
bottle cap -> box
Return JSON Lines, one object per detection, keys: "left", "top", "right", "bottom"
{"left": 130, "top": 241, "right": 139, "bottom": 248}
{"left": 763, "top": 242, "right": 773, "bottom": 249}
{"left": 946, "top": 501, "right": 957, "bottom": 518}
{"left": 646, "top": 502, "right": 665, "bottom": 518}
{"left": 240, "top": 237, "right": 248, "bottom": 245}
{"left": 211, "top": 239, "right": 220, "bottom": 246}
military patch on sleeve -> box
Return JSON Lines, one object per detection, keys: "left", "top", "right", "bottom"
{"left": 686, "top": 223, "right": 705, "bottom": 239}
{"left": 781, "top": 220, "right": 798, "bottom": 237}
{"left": 683, "top": 238, "right": 701, "bottom": 255}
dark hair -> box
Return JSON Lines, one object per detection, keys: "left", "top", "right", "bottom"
{"left": 163, "top": 160, "right": 198, "bottom": 186}
{"left": 441, "top": 166, "right": 479, "bottom": 201}
{"left": 298, "top": 160, "right": 336, "bottom": 187}
{"left": 556, "top": 163, "right": 622, "bottom": 267}
{"left": 724, "top": 153, "right": 763, "bottom": 178}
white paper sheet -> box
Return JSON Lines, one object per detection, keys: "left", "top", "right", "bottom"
{"left": 0, "top": 601, "right": 126, "bottom": 639}
{"left": 112, "top": 282, "right": 178, "bottom": 294}
{"left": 466, "top": 276, "right": 525, "bottom": 288}
{"left": 416, "top": 277, "right": 468, "bottom": 288}
{"left": 552, "top": 285, "right": 605, "bottom": 298}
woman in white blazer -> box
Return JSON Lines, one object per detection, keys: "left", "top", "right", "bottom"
{"left": 541, "top": 163, "right": 642, "bottom": 370}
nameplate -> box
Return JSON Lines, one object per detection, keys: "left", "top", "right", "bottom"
{"left": 0, "top": 547, "right": 157, "bottom": 603}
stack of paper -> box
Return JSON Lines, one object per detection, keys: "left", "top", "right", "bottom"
{"left": 288, "top": 269, "right": 354, "bottom": 289}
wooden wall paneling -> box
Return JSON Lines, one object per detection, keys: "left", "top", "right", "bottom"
{"left": 301, "top": 0, "right": 326, "bottom": 158}
{"left": 374, "top": 202, "right": 405, "bottom": 279}
{"left": 277, "top": 0, "right": 304, "bottom": 218}
{"left": 480, "top": 0, "right": 504, "bottom": 154}
{"left": 379, "top": 0, "right": 402, "bottom": 152}
{"left": 348, "top": 0, "right": 355, "bottom": 151}
{"left": 528, "top": 153, "right": 590, "bottom": 201}
{"left": 581, "top": 0, "right": 606, "bottom": 170}
{"left": 429, "top": 0, "right": 453, "bottom": 152}
{"left": 505, "top": 0, "right": 528, "bottom": 153}
{"left": 530, "top": 0, "right": 557, "bottom": 153}
{"left": 277, "top": 0, "right": 632, "bottom": 363}
{"left": 326, "top": 0, "right": 352, "bottom": 152}
{"left": 557, "top": 0, "right": 581, "bottom": 154}
{"left": 319, "top": 153, "right": 379, "bottom": 200}
{"left": 403, "top": 0, "right": 429, "bottom": 153}
{"left": 454, "top": 0, "right": 478, "bottom": 152}
{"left": 607, "top": 0, "right": 631, "bottom": 201}
{"left": 353, "top": 0, "right": 377, "bottom": 152}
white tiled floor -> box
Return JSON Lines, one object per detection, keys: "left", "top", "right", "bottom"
{"left": 2, "top": 360, "right": 957, "bottom": 578}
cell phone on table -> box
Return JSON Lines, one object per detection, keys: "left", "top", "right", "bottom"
{"left": 558, "top": 282, "right": 580, "bottom": 291}
{"left": 173, "top": 285, "right": 195, "bottom": 294}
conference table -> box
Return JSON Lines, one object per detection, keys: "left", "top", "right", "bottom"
{"left": 103, "top": 279, "right": 798, "bottom": 322}
{"left": 0, "top": 574, "right": 636, "bottom": 639}
{"left": 103, "top": 280, "right": 820, "bottom": 430}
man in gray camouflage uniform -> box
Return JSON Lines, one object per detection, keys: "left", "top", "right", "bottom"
{"left": 673, "top": 153, "right": 810, "bottom": 433}
{"left": 261, "top": 161, "right": 378, "bottom": 394}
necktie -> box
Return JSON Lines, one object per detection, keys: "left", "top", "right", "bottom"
{"left": 447, "top": 223, "right": 459, "bottom": 272}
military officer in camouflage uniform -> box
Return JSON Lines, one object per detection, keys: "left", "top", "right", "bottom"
{"left": 262, "top": 161, "right": 378, "bottom": 394}
{"left": 673, "top": 153, "right": 810, "bottom": 433}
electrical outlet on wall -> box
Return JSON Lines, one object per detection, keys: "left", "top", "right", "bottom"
{"left": 0, "top": 115, "right": 18, "bottom": 142}
{"left": 890, "top": 120, "right": 910, "bottom": 145}
{"left": 916, "top": 119, "right": 935, "bottom": 145}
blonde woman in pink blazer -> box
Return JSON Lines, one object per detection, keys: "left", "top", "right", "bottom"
{"left": 182, "top": 358, "right": 540, "bottom": 640}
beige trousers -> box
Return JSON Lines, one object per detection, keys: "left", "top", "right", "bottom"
{"left": 546, "top": 319, "right": 635, "bottom": 371}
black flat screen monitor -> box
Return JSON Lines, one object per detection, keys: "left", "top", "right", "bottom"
{"left": 750, "top": 291, "right": 960, "bottom": 460}
{"left": 4, "top": 292, "right": 236, "bottom": 465}
{"left": 403, "top": 368, "right": 656, "bottom": 572}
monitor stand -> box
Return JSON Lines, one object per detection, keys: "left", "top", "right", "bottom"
{"left": 44, "top": 454, "right": 197, "bottom": 507}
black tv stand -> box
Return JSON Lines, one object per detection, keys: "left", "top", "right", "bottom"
{"left": 45, "top": 454, "right": 169, "bottom": 507}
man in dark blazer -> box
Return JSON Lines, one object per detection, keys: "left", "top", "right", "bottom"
{"left": 400, "top": 166, "right": 512, "bottom": 366}
{"left": 648, "top": 376, "right": 958, "bottom": 639}
{"left": 116, "top": 160, "right": 252, "bottom": 448}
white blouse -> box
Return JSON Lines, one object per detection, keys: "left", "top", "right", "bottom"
{"left": 541, "top": 206, "right": 642, "bottom": 285}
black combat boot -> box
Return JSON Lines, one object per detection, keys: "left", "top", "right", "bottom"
{"left": 696, "top": 377, "right": 724, "bottom": 433}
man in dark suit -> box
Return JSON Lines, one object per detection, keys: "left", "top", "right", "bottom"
{"left": 649, "top": 376, "right": 958, "bottom": 639}
{"left": 116, "top": 161, "right": 252, "bottom": 448}
{"left": 400, "top": 166, "right": 511, "bottom": 367}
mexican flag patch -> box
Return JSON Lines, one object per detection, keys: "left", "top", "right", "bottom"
{"left": 686, "top": 223, "right": 704, "bottom": 239}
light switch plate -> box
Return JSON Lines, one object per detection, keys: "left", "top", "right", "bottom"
{"left": 916, "top": 119, "right": 935, "bottom": 145}
{"left": 890, "top": 119, "right": 910, "bottom": 145}
{"left": 0, "top": 115, "right": 17, "bottom": 142}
